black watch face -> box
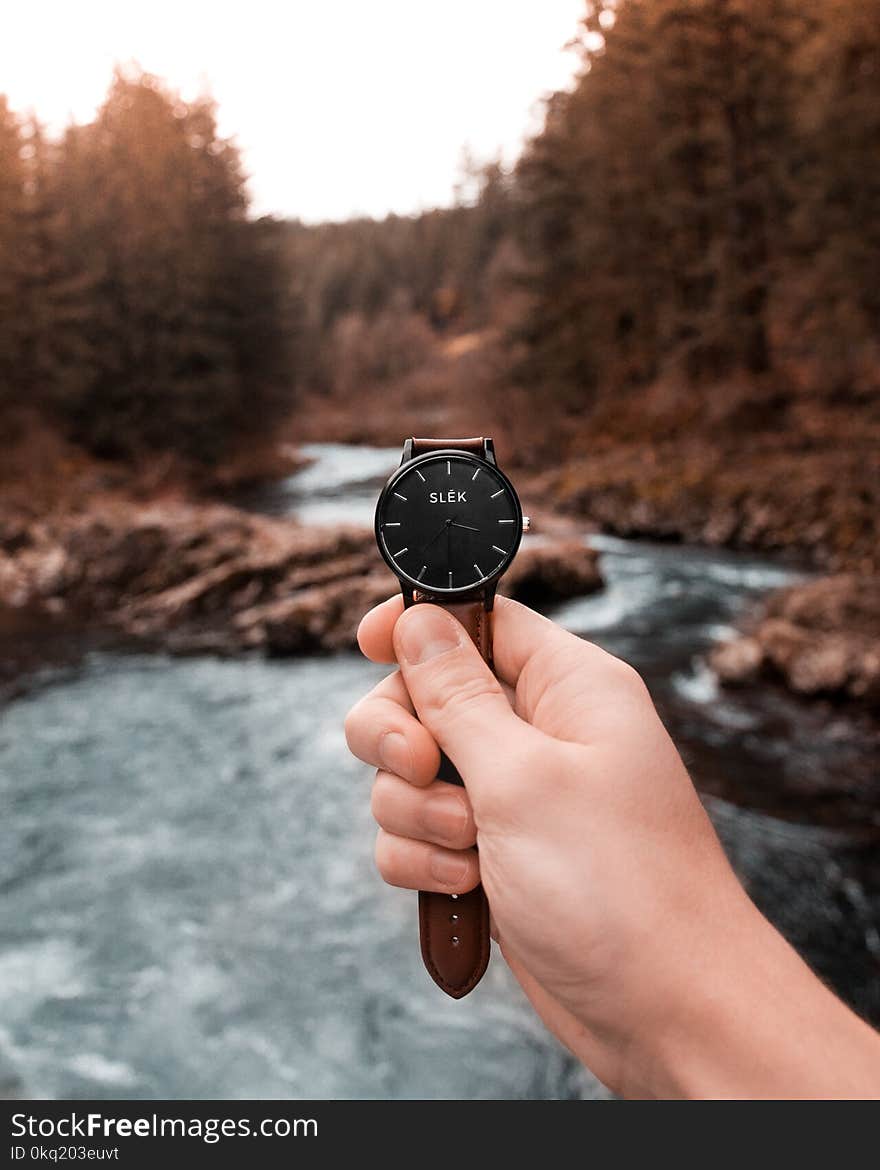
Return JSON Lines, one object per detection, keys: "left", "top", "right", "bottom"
{"left": 375, "top": 452, "right": 522, "bottom": 594}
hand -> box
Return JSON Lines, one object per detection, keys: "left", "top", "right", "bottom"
{"left": 345, "top": 596, "right": 880, "bottom": 1098}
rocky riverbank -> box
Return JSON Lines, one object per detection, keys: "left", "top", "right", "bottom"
{"left": 711, "top": 573, "right": 880, "bottom": 711}
{"left": 530, "top": 433, "right": 880, "bottom": 715}
{"left": 2, "top": 414, "right": 876, "bottom": 718}
{"left": 538, "top": 437, "right": 878, "bottom": 572}
{"left": 0, "top": 496, "right": 603, "bottom": 667}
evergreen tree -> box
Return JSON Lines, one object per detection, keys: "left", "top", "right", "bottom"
{"left": 512, "top": 0, "right": 817, "bottom": 409}
{"left": 793, "top": 0, "right": 880, "bottom": 388}
{"left": 44, "top": 70, "right": 290, "bottom": 461}
{"left": 0, "top": 96, "right": 28, "bottom": 411}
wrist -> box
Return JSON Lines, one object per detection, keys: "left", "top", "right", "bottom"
{"left": 628, "top": 898, "right": 880, "bottom": 1099}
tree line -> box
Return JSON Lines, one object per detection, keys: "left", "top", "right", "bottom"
{"left": 0, "top": 71, "right": 290, "bottom": 463}
{"left": 277, "top": 0, "right": 880, "bottom": 440}
{"left": 512, "top": 0, "right": 880, "bottom": 417}
{"left": 281, "top": 159, "right": 513, "bottom": 398}
{"left": 2, "top": 2, "right": 878, "bottom": 467}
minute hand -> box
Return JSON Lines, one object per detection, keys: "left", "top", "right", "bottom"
{"left": 418, "top": 518, "right": 453, "bottom": 558}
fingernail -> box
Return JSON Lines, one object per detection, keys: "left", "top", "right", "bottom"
{"left": 398, "top": 607, "right": 460, "bottom": 665}
{"left": 379, "top": 731, "right": 412, "bottom": 778}
{"left": 430, "top": 849, "right": 469, "bottom": 887}
{"left": 424, "top": 795, "right": 469, "bottom": 843}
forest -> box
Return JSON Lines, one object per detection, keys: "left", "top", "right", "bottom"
{"left": 0, "top": 0, "right": 878, "bottom": 576}
{"left": 282, "top": 0, "right": 880, "bottom": 579}
{"left": 0, "top": 72, "right": 290, "bottom": 463}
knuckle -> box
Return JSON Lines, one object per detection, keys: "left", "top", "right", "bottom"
{"left": 452, "top": 815, "right": 478, "bottom": 851}
{"left": 373, "top": 829, "right": 399, "bottom": 883}
{"left": 453, "top": 852, "right": 482, "bottom": 894}
{"left": 606, "top": 653, "right": 648, "bottom": 697}
{"left": 343, "top": 699, "right": 367, "bottom": 748}
{"left": 431, "top": 806, "right": 475, "bottom": 851}
{"left": 370, "top": 770, "right": 405, "bottom": 832}
{"left": 369, "top": 772, "right": 388, "bottom": 823}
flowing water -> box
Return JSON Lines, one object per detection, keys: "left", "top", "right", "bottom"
{"left": 1, "top": 444, "right": 877, "bottom": 1099}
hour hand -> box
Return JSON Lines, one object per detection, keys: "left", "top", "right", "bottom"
{"left": 450, "top": 521, "right": 479, "bottom": 532}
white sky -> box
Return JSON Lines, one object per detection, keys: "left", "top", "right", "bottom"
{"left": 2, "top": 1, "right": 585, "bottom": 222}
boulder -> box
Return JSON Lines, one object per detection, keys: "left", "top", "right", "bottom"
{"left": 712, "top": 574, "right": 880, "bottom": 709}
{"left": 710, "top": 636, "right": 763, "bottom": 686}
{"left": 502, "top": 540, "right": 604, "bottom": 608}
{"left": 0, "top": 498, "right": 384, "bottom": 654}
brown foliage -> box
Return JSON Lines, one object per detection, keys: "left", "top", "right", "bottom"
{"left": 0, "top": 70, "right": 292, "bottom": 465}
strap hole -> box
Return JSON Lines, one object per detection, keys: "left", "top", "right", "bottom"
{"left": 450, "top": 913, "right": 459, "bottom": 922}
{"left": 450, "top": 894, "right": 458, "bottom": 900}
{"left": 451, "top": 936, "right": 460, "bottom": 946}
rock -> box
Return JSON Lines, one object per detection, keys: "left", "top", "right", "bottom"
{"left": 788, "top": 639, "right": 853, "bottom": 696}
{"left": 0, "top": 555, "right": 29, "bottom": 608}
{"left": 768, "top": 573, "right": 878, "bottom": 635}
{"left": 501, "top": 540, "right": 604, "bottom": 608}
{"left": 0, "top": 497, "right": 386, "bottom": 655}
{"left": 760, "top": 619, "right": 851, "bottom": 695}
{"left": 30, "top": 546, "right": 72, "bottom": 597}
{"left": 758, "top": 618, "right": 813, "bottom": 676}
{"left": 541, "top": 435, "right": 880, "bottom": 573}
{"left": 713, "top": 574, "right": 880, "bottom": 709}
{"left": 701, "top": 510, "right": 740, "bottom": 546}
{"left": 234, "top": 572, "right": 393, "bottom": 654}
{"left": 710, "top": 636, "right": 763, "bottom": 685}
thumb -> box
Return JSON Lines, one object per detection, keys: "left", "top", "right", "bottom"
{"left": 392, "top": 603, "right": 538, "bottom": 804}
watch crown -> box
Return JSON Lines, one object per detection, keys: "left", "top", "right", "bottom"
{"left": 522, "top": 515, "right": 531, "bottom": 533}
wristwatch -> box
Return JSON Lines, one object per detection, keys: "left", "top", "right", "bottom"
{"left": 374, "top": 436, "right": 528, "bottom": 998}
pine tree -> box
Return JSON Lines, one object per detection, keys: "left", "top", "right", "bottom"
{"left": 0, "top": 96, "right": 28, "bottom": 411}
{"left": 44, "top": 69, "right": 290, "bottom": 462}
{"left": 792, "top": 0, "right": 880, "bottom": 389}
{"left": 512, "top": 0, "right": 813, "bottom": 411}
{"left": 513, "top": 0, "right": 663, "bottom": 408}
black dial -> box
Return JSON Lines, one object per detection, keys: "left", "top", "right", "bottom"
{"left": 375, "top": 452, "right": 522, "bottom": 595}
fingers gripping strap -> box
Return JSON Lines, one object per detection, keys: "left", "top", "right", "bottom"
{"left": 416, "top": 599, "right": 492, "bottom": 998}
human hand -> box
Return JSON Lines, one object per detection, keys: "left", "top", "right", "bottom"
{"left": 345, "top": 596, "right": 880, "bottom": 1098}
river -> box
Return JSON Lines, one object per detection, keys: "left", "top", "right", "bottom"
{"left": 1, "top": 443, "right": 877, "bottom": 1099}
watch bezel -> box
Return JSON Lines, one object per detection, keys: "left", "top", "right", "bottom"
{"left": 374, "top": 448, "right": 524, "bottom": 597}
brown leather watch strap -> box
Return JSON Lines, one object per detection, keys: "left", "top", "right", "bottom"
{"left": 411, "top": 436, "right": 485, "bottom": 456}
{"left": 412, "top": 597, "right": 492, "bottom": 999}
